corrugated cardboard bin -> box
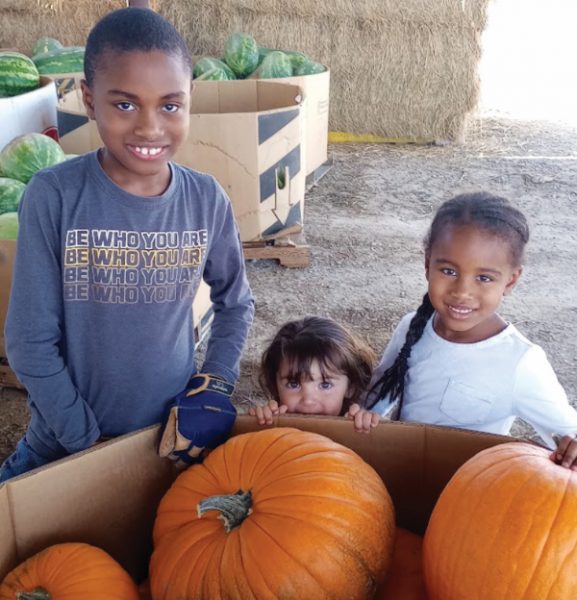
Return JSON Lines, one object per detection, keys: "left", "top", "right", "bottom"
{"left": 0, "top": 414, "right": 520, "bottom": 583}
{"left": 57, "top": 80, "right": 306, "bottom": 242}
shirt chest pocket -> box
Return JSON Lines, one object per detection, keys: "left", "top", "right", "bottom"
{"left": 439, "top": 379, "right": 495, "bottom": 425}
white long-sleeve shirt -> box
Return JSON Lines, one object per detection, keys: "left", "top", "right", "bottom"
{"left": 367, "top": 312, "right": 577, "bottom": 449}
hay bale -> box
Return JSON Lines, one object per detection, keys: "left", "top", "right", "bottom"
{"left": 0, "top": 1, "right": 122, "bottom": 55}
{"left": 161, "top": 0, "right": 490, "bottom": 141}
{"left": 1, "top": 0, "right": 489, "bottom": 141}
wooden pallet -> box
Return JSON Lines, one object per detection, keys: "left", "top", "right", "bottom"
{"left": 243, "top": 233, "right": 311, "bottom": 268}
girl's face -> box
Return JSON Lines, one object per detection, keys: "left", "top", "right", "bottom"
{"left": 276, "top": 358, "right": 351, "bottom": 416}
{"left": 425, "top": 224, "right": 522, "bottom": 343}
{"left": 81, "top": 49, "right": 191, "bottom": 197}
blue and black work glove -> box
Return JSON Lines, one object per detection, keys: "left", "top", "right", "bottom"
{"left": 158, "top": 374, "right": 237, "bottom": 466}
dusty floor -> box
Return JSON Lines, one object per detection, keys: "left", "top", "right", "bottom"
{"left": 1, "top": 114, "right": 576, "bottom": 462}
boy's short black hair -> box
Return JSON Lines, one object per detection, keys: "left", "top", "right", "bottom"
{"left": 84, "top": 7, "right": 192, "bottom": 86}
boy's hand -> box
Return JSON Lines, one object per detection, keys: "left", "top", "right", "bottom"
{"left": 346, "top": 404, "right": 381, "bottom": 433}
{"left": 158, "top": 374, "right": 237, "bottom": 465}
{"left": 550, "top": 433, "right": 577, "bottom": 470}
{"left": 248, "top": 400, "right": 288, "bottom": 425}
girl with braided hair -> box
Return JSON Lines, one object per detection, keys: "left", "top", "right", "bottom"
{"left": 366, "top": 192, "right": 577, "bottom": 469}
{"left": 249, "top": 316, "right": 382, "bottom": 433}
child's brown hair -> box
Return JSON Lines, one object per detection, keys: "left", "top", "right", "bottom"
{"left": 259, "top": 316, "right": 376, "bottom": 415}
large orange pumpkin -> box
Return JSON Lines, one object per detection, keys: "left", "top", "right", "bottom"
{"left": 0, "top": 542, "right": 140, "bottom": 600}
{"left": 150, "top": 427, "right": 395, "bottom": 600}
{"left": 376, "top": 528, "right": 427, "bottom": 600}
{"left": 423, "top": 442, "right": 577, "bottom": 599}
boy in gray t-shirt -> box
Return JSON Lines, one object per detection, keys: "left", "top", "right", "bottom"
{"left": 1, "top": 8, "right": 254, "bottom": 482}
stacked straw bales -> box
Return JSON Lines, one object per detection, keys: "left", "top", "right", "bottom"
{"left": 162, "top": 0, "right": 490, "bottom": 141}
{"left": 1, "top": 0, "right": 490, "bottom": 141}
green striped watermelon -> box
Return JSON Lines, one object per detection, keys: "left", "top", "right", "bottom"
{"left": 0, "top": 133, "right": 66, "bottom": 184}
{"left": 294, "top": 60, "right": 326, "bottom": 76}
{"left": 0, "top": 52, "right": 40, "bottom": 97}
{"left": 224, "top": 33, "right": 259, "bottom": 78}
{"left": 252, "top": 51, "right": 293, "bottom": 79}
{"left": 193, "top": 57, "right": 235, "bottom": 80}
{"left": 32, "top": 36, "right": 63, "bottom": 57}
{"left": 0, "top": 178, "right": 26, "bottom": 215}
{"left": 195, "top": 68, "right": 230, "bottom": 81}
{"left": 0, "top": 212, "right": 18, "bottom": 241}
{"left": 33, "top": 46, "right": 85, "bottom": 75}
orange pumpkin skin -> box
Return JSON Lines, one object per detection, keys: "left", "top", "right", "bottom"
{"left": 423, "top": 442, "right": 577, "bottom": 600}
{"left": 376, "top": 527, "right": 427, "bottom": 600}
{"left": 0, "top": 542, "right": 140, "bottom": 600}
{"left": 150, "top": 427, "right": 396, "bottom": 600}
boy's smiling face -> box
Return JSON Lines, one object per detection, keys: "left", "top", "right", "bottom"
{"left": 81, "top": 49, "right": 191, "bottom": 196}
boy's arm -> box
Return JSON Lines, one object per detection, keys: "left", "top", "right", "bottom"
{"left": 200, "top": 190, "right": 255, "bottom": 384}
{"left": 4, "top": 174, "right": 100, "bottom": 453}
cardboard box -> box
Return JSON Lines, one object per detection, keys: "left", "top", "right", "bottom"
{"left": 190, "top": 58, "right": 330, "bottom": 178}
{"left": 57, "top": 80, "right": 306, "bottom": 242}
{"left": 0, "top": 240, "right": 213, "bottom": 390}
{"left": 0, "top": 415, "right": 521, "bottom": 582}
{"left": 0, "top": 76, "right": 58, "bottom": 151}
{"left": 260, "top": 69, "right": 330, "bottom": 177}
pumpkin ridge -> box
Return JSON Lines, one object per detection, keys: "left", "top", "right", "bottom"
{"left": 254, "top": 509, "right": 384, "bottom": 582}
{"left": 520, "top": 473, "right": 573, "bottom": 598}
{"left": 242, "top": 513, "right": 332, "bottom": 597}
{"left": 478, "top": 457, "right": 569, "bottom": 599}
{"left": 438, "top": 452, "right": 538, "bottom": 591}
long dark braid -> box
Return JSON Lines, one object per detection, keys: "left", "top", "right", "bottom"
{"left": 368, "top": 191, "right": 529, "bottom": 412}
{"left": 367, "top": 293, "right": 434, "bottom": 410}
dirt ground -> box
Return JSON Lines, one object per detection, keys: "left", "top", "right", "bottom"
{"left": 1, "top": 114, "right": 576, "bottom": 462}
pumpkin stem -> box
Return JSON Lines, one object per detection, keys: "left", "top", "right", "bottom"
{"left": 197, "top": 489, "right": 252, "bottom": 532}
{"left": 17, "top": 588, "right": 51, "bottom": 600}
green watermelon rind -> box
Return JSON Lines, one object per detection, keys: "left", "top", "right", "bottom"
{"left": 32, "top": 36, "right": 63, "bottom": 57}
{"left": 193, "top": 57, "right": 236, "bottom": 80}
{"left": 0, "top": 177, "right": 26, "bottom": 215}
{"left": 195, "top": 68, "right": 231, "bottom": 81}
{"left": 0, "top": 212, "right": 18, "bottom": 241}
{"left": 294, "top": 60, "right": 327, "bottom": 76}
{"left": 33, "top": 46, "right": 85, "bottom": 75}
{"left": 0, "top": 51, "right": 40, "bottom": 97}
{"left": 0, "top": 133, "right": 66, "bottom": 184}
{"left": 224, "top": 32, "right": 259, "bottom": 79}
{"left": 254, "top": 51, "right": 293, "bottom": 79}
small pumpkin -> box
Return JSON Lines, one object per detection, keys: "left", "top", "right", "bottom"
{"left": 0, "top": 542, "right": 140, "bottom": 599}
{"left": 376, "top": 528, "right": 427, "bottom": 599}
{"left": 150, "top": 427, "right": 395, "bottom": 599}
{"left": 423, "top": 442, "right": 577, "bottom": 599}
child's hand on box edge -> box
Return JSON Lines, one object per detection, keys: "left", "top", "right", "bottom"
{"left": 346, "top": 403, "right": 380, "bottom": 434}
{"left": 248, "top": 400, "right": 288, "bottom": 425}
{"left": 550, "top": 434, "right": 577, "bottom": 470}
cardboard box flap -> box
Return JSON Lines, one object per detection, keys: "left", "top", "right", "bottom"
{"left": 189, "top": 80, "right": 303, "bottom": 114}
{"left": 0, "top": 428, "right": 175, "bottom": 582}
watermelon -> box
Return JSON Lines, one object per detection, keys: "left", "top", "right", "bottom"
{"left": 0, "top": 178, "right": 26, "bottom": 215}
{"left": 0, "top": 52, "right": 40, "bottom": 97}
{"left": 0, "top": 212, "right": 18, "bottom": 241}
{"left": 294, "top": 60, "right": 326, "bottom": 76}
{"left": 0, "top": 133, "right": 66, "bottom": 184}
{"left": 284, "top": 50, "right": 310, "bottom": 70}
{"left": 224, "top": 32, "right": 259, "bottom": 78}
{"left": 33, "top": 46, "right": 85, "bottom": 75}
{"left": 195, "top": 68, "right": 230, "bottom": 81}
{"left": 252, "top": 51, "right": 293, "bottom": 79}
{"left": 193, "top": 57, "right": 235, "bottom": 80}
{"left": 32, "top": 36, "right": 63, "bottom": 57}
